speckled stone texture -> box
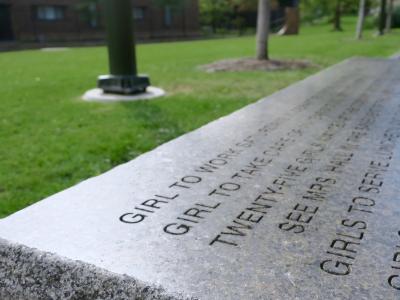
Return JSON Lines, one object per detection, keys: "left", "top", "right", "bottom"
{"left": 1, "top": 58, "right": 400, "bottom": 299}
{"left": 0, "top": 238, "right": 188, "bottom": 300}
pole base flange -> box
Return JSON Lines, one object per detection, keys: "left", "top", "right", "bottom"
{"left": 98, "top": 74, "right": 150, "bottom": 95}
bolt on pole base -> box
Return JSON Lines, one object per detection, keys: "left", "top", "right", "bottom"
{"left": 98, "top": 74, "right": 150, "bottom": 95}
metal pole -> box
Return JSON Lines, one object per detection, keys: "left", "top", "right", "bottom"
{"left": 98, "top": 0, "right": 150, "bottom": 94}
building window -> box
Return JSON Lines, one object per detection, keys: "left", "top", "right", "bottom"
{"left": 88, "top": 3, "right": 98, "bottom": 28}
{"left": 36, "top": 6, "right": 65, "bottom": 21}
{"left": 133, "top": 7, "right": 145, "bottom": 20}
{"left": 164, "top": 6, "right": 172, "bottom": 27}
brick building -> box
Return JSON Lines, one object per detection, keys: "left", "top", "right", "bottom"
{"left": 0, "top": 0, "right": 200, "bottom": 42}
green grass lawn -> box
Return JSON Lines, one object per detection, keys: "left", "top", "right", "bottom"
{"left": 0, "top": 17, "right": 399, "bottom": 217}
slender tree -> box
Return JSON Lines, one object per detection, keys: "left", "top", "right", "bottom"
{"left": 333, "top": 0, "right": 343, "bottom": 31}
{"left": 378, "top": 0, "right": 387, "bottom": 35}
{"left": 256, "top": 0, "right": 270, "bottom": 60}
{"left": 301, "top": 0, "right": 358, "bottom": 26}
{"left": 386, "top": 0, "right": 394, "bottom": 33}
{"left": 355, "top": 0, "right": 366, "bottom": 39}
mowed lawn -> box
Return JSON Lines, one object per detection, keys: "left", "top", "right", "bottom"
{"left": 0, "top": 17, "right": 399, "bottom": 217}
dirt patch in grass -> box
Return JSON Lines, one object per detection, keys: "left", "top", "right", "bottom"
{"left": 199, "top": 58, "right": 315, "bottom": 73}
{"left": 168, "top": 84, "right": 194, "bottom": 95}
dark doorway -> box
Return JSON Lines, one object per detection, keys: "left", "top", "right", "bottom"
{"left": 0, "top": 5, "right": 14, "bottom": 41}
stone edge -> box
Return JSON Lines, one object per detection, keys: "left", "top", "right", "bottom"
{"left": 0, "top": 238, "right": 193, "bottom": 300}
{"left": 390, "top": 51, "right": 400, "bottom": 59}
{"left": 1, "top": 57, "right": 393, "bottom": 299}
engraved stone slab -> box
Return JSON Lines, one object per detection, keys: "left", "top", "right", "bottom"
{"left": 1, "top": 58, "right": 400, "bottom": 300}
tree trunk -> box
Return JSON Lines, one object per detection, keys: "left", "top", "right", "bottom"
{"left": 182, "top": 0, "right": 187, "bottom": 37}
{"left": 256, "top": 0, "right": 270, "bottom": 60}
{"left": 356, "top": 0, "right": 366, "bottom": 39}
{"left": 211, "top": 3, "right": 217, "bottom": 34}
{"left": 333, "top": 0, "right": 343, "bottom": 31}
{"left": 278, "top": 6, "right": 300, "bottom": 35}
{"left": 386, "top": 0, "right": 394, "bottom": 33}
{"left": 378, "top": 0, "right": 387, "bottom": 35}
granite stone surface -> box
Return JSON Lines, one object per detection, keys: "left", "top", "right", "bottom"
{"left": 1, "top": 58, "right": 400, "bottom": 299}
{"left": 0, "top": 238, "right": 184, "bottom": 300}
